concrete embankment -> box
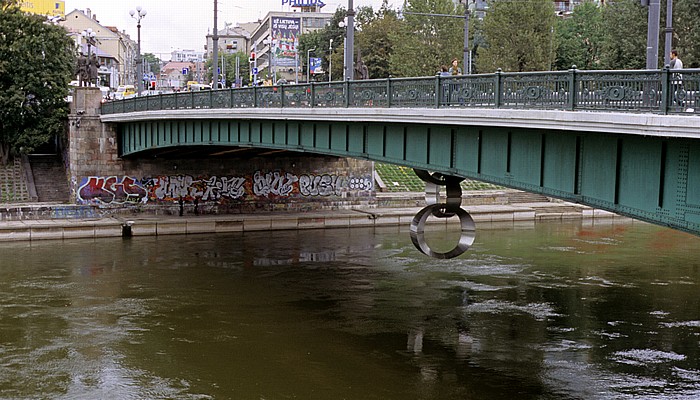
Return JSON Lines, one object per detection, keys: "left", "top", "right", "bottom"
{"left": 0, "top": 198, "right": 620, "bottom": 242}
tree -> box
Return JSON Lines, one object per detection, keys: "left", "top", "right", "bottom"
{"left": 389, "top": 0, "right": 464, "bottom": 77}
{"left": 142, "top": 53, "right": 161, "bottom": 76}
{"left": 204, "top": 52, "right": 251, "bottom": 87}
{"left": 555, "top": 2, "right": 604, "bottom": 70}
{"left": 355, "top": 1, "right": 401, "bottom": 78}
{"left": 670, "top": 0, "right": 700, "bottom": 68}
{"left": 476, "top": 0, "right": 557, "bottom": 72}
{"left": 0, "top": 2, "right": 75, "bottom": 164}
{"left": 598, "top": 0, "right": 647, "bottom": 69}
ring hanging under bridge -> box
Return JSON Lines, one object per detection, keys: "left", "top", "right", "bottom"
{"left": 409, "top": 169, "right": 476, "bottom": 259}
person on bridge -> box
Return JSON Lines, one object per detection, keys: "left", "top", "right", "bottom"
{"left": 670, "top": 50, "right": 683, "bottom": 70}
{"left": 670, "top": 50, "right": 685, "bottom": 108}
{"left": 449, "top": 58, "right": 462, "bottom": 75}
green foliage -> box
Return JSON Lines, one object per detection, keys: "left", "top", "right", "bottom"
{"left": 598, "top": 0, "right": 647, "bottom": 69}
{"left": 0, "top": 5, "right": 75, "bottom": 163}
{"left": 555, "top": 2, "right": 604, "bottom": 70}
{"left": 477, "top": 0, "right": 557, "bottom": 72}
{"left": 204, "top": 51, "right": 251, "bottom": 86}
{"left": 389, "top": 0, "right": 464, "bottom": 77}
{"left": 298, "top": 8, "right": 347, "bottom": 82}
{"left": 672, "top": 0, "right": 700, "bottom": 68}
{"left": 142, "top": 53, "right": 161, "bottom": 76}
{"left": 355, "top": 2, "right": 401, "bottom": 78}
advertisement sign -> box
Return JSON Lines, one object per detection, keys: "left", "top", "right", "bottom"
{"left": 281, "top": 0, "right": 325, "bottom": 8}
{"left": 310, "top": 57, "right": 323, "bottom": 74}
{"left": 271, "top": 17, "right": 300, "bottom": 68}
{"left": 20, "top": 0, "right": 65, "bottom": 18}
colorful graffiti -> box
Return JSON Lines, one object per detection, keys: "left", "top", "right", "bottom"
{"left": 77, "top": 176, "right": 148, "bottom": 204}
{"left": 76, "top": 171, "right": 373, "bottom": 205}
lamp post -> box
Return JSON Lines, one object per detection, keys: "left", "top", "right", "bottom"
{"left": 81, "top": 28, "right": 96, "bottom": 86}
{"left": 129, "top": 6, "right": 147, "bottom": 96}
{"left": 344, "top": 0, "right": 355, "bottom": 81}
{"left": 307, "top": 48, "right": 315, "bottom": 83}
{"left": 329, "top": 38, "right": 333, "bottom": 82}
{"left": 264, "top": 38, "right": 275, "bottom": 85}
{"left": 212, "top": 0, "right": 219, "bottom": 89}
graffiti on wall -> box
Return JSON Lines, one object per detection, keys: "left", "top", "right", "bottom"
{"left": 77, "top": 170, "right": 372, "bottom": 205}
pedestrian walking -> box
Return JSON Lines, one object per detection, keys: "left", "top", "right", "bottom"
{"left": 669, "top": 50, "right": 685, "bottom": 109}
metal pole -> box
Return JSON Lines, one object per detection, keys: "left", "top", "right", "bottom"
{"left": 212, "top": 0, "right": 219, "bottom": 88}
{"left": 329, "top": 39, "right": 333, "bottom": 82}
{"left": 463, "top": 1, "right": 470, "bottom": 74}
{"left": 137, "top": 22, "right": 142, "bottom": 95}
{"left": 646, "top": 0, "right": 660, "bottom": 69}
{"left": 664, "top": 0, "right": 673, "bottom": 66}
{"left": 344, "top": 0, "right": 354, "bottom": 81}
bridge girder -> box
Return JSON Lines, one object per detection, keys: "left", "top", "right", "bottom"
{"left": 117, "top": 118, "right": 700, "bottom": 237}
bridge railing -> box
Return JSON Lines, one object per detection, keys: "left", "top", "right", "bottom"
{"left": 102, "top": 68, "right": 700, "bottom": 116}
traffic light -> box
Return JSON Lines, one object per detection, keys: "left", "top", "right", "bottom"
{"left": 249, "top": 52, "right": 256, "bottom": 63}
{"left": 150, "top": 81, "right": 156, "bottom": 90}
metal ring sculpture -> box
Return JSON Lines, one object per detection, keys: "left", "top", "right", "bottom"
{"left": 410, "top": 169, "right": 475, "bottom": 259}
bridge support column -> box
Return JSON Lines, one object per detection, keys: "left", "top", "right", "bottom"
{"left": 68, "top": 88, "right": 124, "bottom": 201}
{"left": 410, "top": 169, "right": 476, "bottom": 259}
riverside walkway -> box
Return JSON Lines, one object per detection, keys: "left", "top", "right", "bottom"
{"left": 0, "top": 191, "right": 621, "bottom": 242}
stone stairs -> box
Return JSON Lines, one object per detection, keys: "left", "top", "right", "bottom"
{"left": 28, "top": 154, "right": 69, "bottom": 203}
{"left": 0, "top": 158, "right": 31, "bottom": 203}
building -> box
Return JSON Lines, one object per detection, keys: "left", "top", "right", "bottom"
{"left": 160, "top": 61, "right": 199, "bottom": 89}
{"left": 19, "top": 0, "right": 65, "bottom": 18}
{"left": 61, "top": 9, "right": 138, "bottom": 89}
{"left": 206, "top": 24, "right": 256, "bottom": 59}
{"left": 171, "top": 49, "right": 205, "bottom": 63}
{"left": 250, "top": 10, "right": 333, "bottom": 84}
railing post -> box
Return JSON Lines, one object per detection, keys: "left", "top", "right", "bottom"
{"left": 660, "top": 65, "right": 670, "bottom": 115}
{"left": 568, "top": 65, "right": 577, "bottom": 111}
{"left": 344, "top": 80, "right": 350, "bottom": 108}
{"left": 387, "top": 77, "right": 392, "bottom": 107}
{"left": 435, "top": 75, "right": 441, "bottom": 109}
{"left": 310, "top": 82, "right": 315, "bottom": 108}
{"left": 495, "top": 68, "right": 503, "bottom": 108}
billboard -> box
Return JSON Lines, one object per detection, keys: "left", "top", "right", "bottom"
{"left": 20, "top": 0, "right": 65, "bottom": 18}
{"left": 281, "top": 0, "right": 325, "bottom": 8}
{"left": 271, "top": 17, "right": 300, "bottom": 68}
{"left": 310, "top": 57, "right": 323, "bottom": 74}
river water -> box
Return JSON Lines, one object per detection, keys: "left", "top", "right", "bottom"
{"left": 1, "top": 219, "right": 699, "bottom": 399}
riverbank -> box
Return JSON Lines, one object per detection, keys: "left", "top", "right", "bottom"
{"left": 0, "top": 191, "right": 621, "bottom": 242}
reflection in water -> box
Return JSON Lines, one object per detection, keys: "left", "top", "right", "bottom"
{"left": 0, "top": 219, "right": 699, "bottom": 399}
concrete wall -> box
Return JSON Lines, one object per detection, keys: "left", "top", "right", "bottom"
{"left": 68, "top": 88, "right": 375, "bottom": 215}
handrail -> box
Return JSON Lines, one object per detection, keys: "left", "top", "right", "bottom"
{"left": 101, "top": 67, "right": 699, "bottom": 116}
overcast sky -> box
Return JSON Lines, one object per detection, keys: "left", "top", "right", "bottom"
{"left": 65, "top": 0, "right": 393, "bottom": 58}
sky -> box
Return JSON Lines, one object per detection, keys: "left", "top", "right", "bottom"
{"left": 65, "top": 0, "right": 393, "bottom": 58}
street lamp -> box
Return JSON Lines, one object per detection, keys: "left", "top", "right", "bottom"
{"left": 307, "top": 48, "right": 316, "bottom": 83}
{"left": 263, "top": 38, "right": 276, "bottom": 85}
{"left": 81, "top": 28, "right": 96, "bottom": 86}
{"left": 129, "top": 6, "right": 147, "bottom": 96}
{"left": 329, "top": 38, "right": 333, "bottom": 82}
{"left": 344, "top": 0, "right": 355, "bottom": 81}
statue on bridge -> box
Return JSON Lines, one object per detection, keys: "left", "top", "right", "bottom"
{"left": 76, "top": 53, "right": 99, "bottom": 87}
{"left": 354, "top": 49, "right": 369, "bottom": 80}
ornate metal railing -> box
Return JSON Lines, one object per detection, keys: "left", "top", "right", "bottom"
{"left": 102, "top": 67, "right": 700, "bottom": 116}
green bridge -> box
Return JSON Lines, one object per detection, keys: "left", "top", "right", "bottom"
{"left": 101, "top": 68, "right": 700, "bottom": 237}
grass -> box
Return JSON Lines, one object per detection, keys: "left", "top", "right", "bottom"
{"left": 374, "top": 163, "right": 502, "bottom": 192}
